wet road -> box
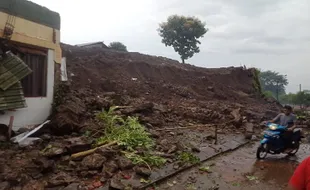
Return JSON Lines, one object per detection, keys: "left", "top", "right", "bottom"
{"left": 157, "top": 142, "right": 310, "bottom": 190}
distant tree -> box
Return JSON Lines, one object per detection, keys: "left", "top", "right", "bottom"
{"left": 158, "top": 15, "right": 208, "bottom": 63}
{"left": 259, "top": 70, "right": 288, "bottom": 99}
{"left": 292, "top": 91, "right": 310, "bottom": 108}
{"left": 109, "top": 42, "right": 128, "bottom": 52}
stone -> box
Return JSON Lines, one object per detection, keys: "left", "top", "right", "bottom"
{"left": 0, "top": 181, "right": 9, "bottom": 190}
{"left": 47, "top": 172, "right": 76, "bottom": 188}
{"left": 110, "top": 177, "right": 125, "bottom": 190}
{"left": 95, "top": 147, "right": 118, "bottom": 159}
{"left": 32, "top": 157, "right": 55, "bottom": 173}
{"left": 167, "top": 145, "right": 178, "bottom": 154}
{"left": 42, "top": 144, "right": 67, "bottom": 158}
{"left": 81, "top": 153, "right": 106, "bottom": 169}
{"left": 63, "top": 183, "right": 79, "bottom": 190}
{"left": 65, "top": 137, "right": 91, "bottom": 154}
{"left": 103, "top": 160, "right": 119, "bottom": 177}
{"left": 22, "top": 180, "right": 44, "bottom": 190}
{"left": 245, "top": 122, "right": 254, "bottom": 133}
{"left": 117, "top": 157, "right": 134, "bottom": 170}
{"left": 134, "top": 167, "right": 151, "bottom": 177}
{"left": 148, "top": 130, "right": 160, "bottom": 138}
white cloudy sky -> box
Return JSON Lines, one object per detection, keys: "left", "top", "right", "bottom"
{"left": 30, "top": 0, "right": 310, "bottom": 93}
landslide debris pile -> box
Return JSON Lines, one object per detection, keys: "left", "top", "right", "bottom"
{"left": 0, "top": 44, "right": 281, "bottom": 190}
{"left": 52, "top": 43, "right": 279, "bottom": 135}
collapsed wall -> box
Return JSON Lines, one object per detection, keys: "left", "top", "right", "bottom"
{"left": 50, "top": 44, "right": 279, "bottom": 135}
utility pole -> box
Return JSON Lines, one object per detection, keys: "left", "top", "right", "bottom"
{"left": 299, "top": 84, "right": 302, "bottom": 92}
{"left": 276, "top": 81, "right": 279, "bottom": 101}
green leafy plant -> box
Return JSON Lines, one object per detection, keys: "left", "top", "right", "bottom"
{"left": 124, "top": 151, "right": 166, "bottom": 169}
{"left": 96, "top": 106, "right": 165, "bottom": 168}
{"left": 178, "top": 151, "right": 200, "bottom": 164}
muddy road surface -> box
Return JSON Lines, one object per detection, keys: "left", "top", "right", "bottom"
{"left": 157, "top": 142, "right": 310, "bottom": 190}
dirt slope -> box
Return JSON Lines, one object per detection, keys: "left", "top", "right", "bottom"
{"left": 51, "top": 44, "right": 279, "bottom": 135}
{"left": 0, "top": 44, "right": 282, "bottom": 190}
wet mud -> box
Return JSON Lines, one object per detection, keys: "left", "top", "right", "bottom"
{"left": 157, "top": 142, "right": 310, "bottom": 190}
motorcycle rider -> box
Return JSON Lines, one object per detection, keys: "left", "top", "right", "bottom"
{"left": 270, "top": 105, "right": 297, "bottom": 152}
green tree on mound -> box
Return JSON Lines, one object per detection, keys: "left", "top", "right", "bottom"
{"left": 259, "top": 70, "right": 288, "bottom": 99}
{"left": 158, "top": 15, "right": 208, "bottom": 63}
{"left": 109, "top": 42, "right": 128, "bottom": 52}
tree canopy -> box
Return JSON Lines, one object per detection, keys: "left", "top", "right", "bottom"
{"left": 281, "top": 91, "right": 310, "bottom": 108}
{"left": 259, "top": 70, "right": 288, "bottom": 99}
{"left": 158, "top": 15, "right": 208, "bottom": 63}
{"left": 109, "top": 42, "right": 128, "bottom": 52}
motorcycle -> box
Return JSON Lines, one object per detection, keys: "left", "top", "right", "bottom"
{"left": 256, "top": 122, "right": 303, "bottom": 159}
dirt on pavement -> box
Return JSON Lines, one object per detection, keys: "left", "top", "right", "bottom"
{"left": 0, "top": 45, "right": 284, "bottom": 190}
{"left": 158, "top": 142, "right": 310, "bottom": 190}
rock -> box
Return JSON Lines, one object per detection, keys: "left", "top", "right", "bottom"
{"left": 63, "top": 183, "right": 79, "bottom": 190}
{"left": 110, "top": 176, "right": 125, "bottom": 190}
{"left": 0, "top": 135, "right": 6, "bottom": 142}
{"left": 65, "top": 137, "right": 91, "bottom": 154}
{"left": 95, "top": 147, "right": 118, "bottom": 159}
{"left": 149, "top": 130, "right": 160, "bottom": 138}
{"left": 41, "top": 134, "right": 52, "bottom": 140}
{"left": 191, "top": 147, "right": 201, "bottom": 153}
{"left": 245, "top": 133, "right": 253, "bottom": 140}
{"left": 32, "top": 157, "right": 55, "bottom": 173}
{"left": 134, "top": 166, "right": 151, "bottom": 177}
{"left": 117, "top": 157, "right": 134, "bottom": 170}
{"left": 103, "top": 160, "right": 119, "bottom": 177}
{"left": 207, "top": 86, "right": 214, "bottom": 92}
{"left": 47, "top": 172, "right": 76, "bottom": 188}
{"left": 167, "top": 145, "right": 178, "bottom": 154}
{"left": 251, "top": 135, "right": 258, "bottom": 141}
{"left": 79, "top": 171, "right": 98, "bottom": 177}
{"left": 0, "top": 181, "right": 9, "bottom": 190}
{"left": 22, "top": 180, "right": 44, "bottom": 190}
{"left": 245, "top": 122, "right": 254, "bottom": 133}
{"left": 81, "top": 153, "right": 106, "bottom": 169}
{"left": 42, "top": 144, "right": 67, "bottom": 157}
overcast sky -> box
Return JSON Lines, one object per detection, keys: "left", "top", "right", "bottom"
{"left": 30, "top": 0, "right": 310, "bottom": 93}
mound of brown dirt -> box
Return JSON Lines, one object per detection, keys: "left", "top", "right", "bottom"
{"left": 50, "top": 44, "right": 280, "bottom": 135}
{"left": 0, "top": 44, "right": 283, "bottom": 190}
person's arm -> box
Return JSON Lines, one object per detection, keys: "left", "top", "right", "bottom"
{"left": 270, "top": 114, "right": 281, "bottom": 123}
{"left": 288, "top": 157, "right": 309, "bottom": 189}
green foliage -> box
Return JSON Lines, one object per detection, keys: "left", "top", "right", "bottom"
{"left": 158, "top": 15, "right": 208, "bottom": 63}
{"left": 263, "top": 91, "right": 275, "bottom": 98}
{"left": 96, "top": 113, "right": 154, "bottom": 151}
{"left": 96, "top": 106, "right": 166, "bottom": 168}
{"left": 280, "top": 91, "right": 310, "bottom": 107}
{"left": 259, "top": 70, "right": 288, "bottom": 98}
{"left": 124, "top": 151, "right": 166, "bottom": 169}
{"left": 252, "top": 68, "right": 262, "bottom": 94}
{"left": 178, "top": 151, "right": 200, "bottom": 164}
{"left": 108, "top": 42, "right": 128, "bottom": 52}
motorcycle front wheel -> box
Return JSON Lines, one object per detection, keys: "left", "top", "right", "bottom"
{"left": 256, "top": 144, "right": 268, "bottom": 159}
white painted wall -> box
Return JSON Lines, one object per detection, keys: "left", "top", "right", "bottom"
{"left": 0, "top": 49, "right": 55, "bottom": 130}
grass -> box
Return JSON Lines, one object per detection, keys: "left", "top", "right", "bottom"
{"left": 177, "top": 151, "right": 200, "bottom": 165}
{"left": 95, "top": 106, "right": 166, "bottom": 168}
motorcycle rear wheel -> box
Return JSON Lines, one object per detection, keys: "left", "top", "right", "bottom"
{"left": 287, "top": 141, "right": 300, "bottom": 156}
{"left": 256, "top": 144, "right": 268, "bottom": 159}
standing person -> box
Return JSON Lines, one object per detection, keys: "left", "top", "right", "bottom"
{"left": 288, "top": 156, "right": 310, "bottom": 190}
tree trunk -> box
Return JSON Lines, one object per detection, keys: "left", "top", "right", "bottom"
{"left": 181, "top": 58, "right": 185, "bottom": 64}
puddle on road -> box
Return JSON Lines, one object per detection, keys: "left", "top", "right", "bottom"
{"left": 158, "top": 142, "right": 310, "bottom": 190}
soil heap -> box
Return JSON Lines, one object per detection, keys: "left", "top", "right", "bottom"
{"left": 0, "top": 44, "right": 281, "bottom": 190}
{"left": 52, "top": 44, "right": 279, "bottom": 135}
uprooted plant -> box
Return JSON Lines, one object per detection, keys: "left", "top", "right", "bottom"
{"left": 95, "top": 106, "right": 166, "bottom": 168}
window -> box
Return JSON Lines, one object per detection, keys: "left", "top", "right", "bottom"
{"left": 20, "top": 53, "right": 48, "bottom": 97}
